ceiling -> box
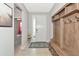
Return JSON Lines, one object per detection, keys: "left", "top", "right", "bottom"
{"left": 24, "top": 3, "right": 54, "bottom": 13}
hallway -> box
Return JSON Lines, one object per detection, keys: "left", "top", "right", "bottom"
{"left": 14, "top": 3, "right": 66, "bottom": 56}
{"left": 14, "top": 3, "right": 54, "bottom": 56}
{"left": 0, "top": 0, "right": 79, "bottom": 57}
{"left": 0, "top": 0, "right": 79, "bottom": 59}
{"left": 0, "top": 3, "right": 67, "bottom": 56}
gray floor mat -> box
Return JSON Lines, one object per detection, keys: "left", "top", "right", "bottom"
{"left": 29, "top": 42, "right": 49, "bottom": 48}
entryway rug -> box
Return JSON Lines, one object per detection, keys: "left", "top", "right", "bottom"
{"left": 29, "top": 42, "right": 48, "bottom": 48}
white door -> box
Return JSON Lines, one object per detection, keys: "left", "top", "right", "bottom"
{"left": 32, "top": 14, "right": 47, "bottom": 42}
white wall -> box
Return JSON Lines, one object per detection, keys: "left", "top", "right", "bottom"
{"left": 17, "top": 4, "right": 29, "bottom": 47}
{"left": 48, "top": 3, "right": 66, "bottom": 41}
{"left": 28, "top": 13, "right": 32, "bottom": 35}
{"left": 50, "top": 3, "right": 66, "bottom": 16}
{"left": 22, "top": 7, "right": 29, "bottom": 46}
{"left": 0, "top": 3, "right": 14, "bottom": 56}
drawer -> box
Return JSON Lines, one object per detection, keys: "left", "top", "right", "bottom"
{"left": 65, "top": 3, "right": 77, "bottom": 14}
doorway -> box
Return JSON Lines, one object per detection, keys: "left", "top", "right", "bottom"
{"left": 29, "top": 14, "right": 49, "bottom": 48}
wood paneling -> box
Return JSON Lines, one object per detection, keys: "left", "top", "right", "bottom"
{"left": 54, "top": 20, "right": 60, "bottom": 46}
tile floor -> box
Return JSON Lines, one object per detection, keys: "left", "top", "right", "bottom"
{"left": 15, "top": 38, "right": 51, "bottom": 56}
{"left": 15, "top": 45, "right": 51, "bottom": 56}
